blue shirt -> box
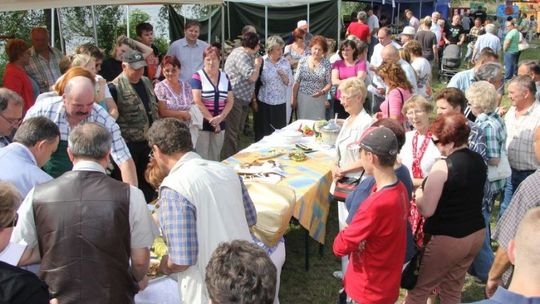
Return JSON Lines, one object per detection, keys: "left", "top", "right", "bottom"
{"left": 448, "top": 68, "right": 475, "bottom": 92}
{"left": 0, "top": 143, "right": 52, "bottom": 197}
{"left": 469, "top": 287, "right": 540, "bottom": 304}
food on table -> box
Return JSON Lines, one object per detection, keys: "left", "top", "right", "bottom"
{"left": 148, "top": 236, "right": 168, "bottom": 278}
{"left": 258, "top": 148, "right": 288, "bottom": 160}
{"left": 289, "top": 149, "right": 307, "bottom": 162}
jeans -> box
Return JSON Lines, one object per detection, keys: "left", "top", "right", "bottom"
{"left": 499, "top": 168, "right": 535, "bottom": 218}
{"left": 504, "top": 52, "right": 518, "bottom": 81}
{"left": 468, "top": 207, "right": 494, "bottom": 282}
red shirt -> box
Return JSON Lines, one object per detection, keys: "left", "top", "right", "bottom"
{"left": 333, "top": 181, "right": 409, "bottom": 304}
{"left": 347, "top": 22, "right": 370, "bottom": 42}
{"left": 3, "top": 63, "right": 35, "bottom": 112}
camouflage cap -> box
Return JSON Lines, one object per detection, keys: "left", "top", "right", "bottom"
{"left": 123, "top": 50, "right": 147, "bottom": 69}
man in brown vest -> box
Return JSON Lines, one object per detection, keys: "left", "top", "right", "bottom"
{"left": 13, "top": 122, "right": 158, "bottom": 304}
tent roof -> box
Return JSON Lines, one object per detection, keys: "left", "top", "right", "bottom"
{"left": 225, "top": 0, "right": 331, "bottom": 7}
{"left": 0, "top": 0, "right": 223, "bottom": 12}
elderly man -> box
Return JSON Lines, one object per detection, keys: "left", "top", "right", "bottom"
{"left": 380, "top": 44, "right": 418, "bottom": 92}
{"left": 296, "top": 20, "right": 313, "bottom": 46}
{"left": 431, "top": 11, "right": 443, "bottom": 45}
{"left": 166, "top": 20, "right": 209, "bottom": 82}
{"left": 472, "top": 23, "right": 501, "bottom": 63}
{"left": 13, "top": 123, "right": 157, "bottom": 304}
{"left": 146, "top": 118, "right": 256, "bottom": 304}
{"left": 0, "top": 88, "right": 24, "bottom": 148}
{"left": 518, "top": 60, "right": 540, "bottom": 101}
{"left": 24, "top": 74, "right": 138, "bottom": 186}
{"left": 25, "top": 27, "right": 63, "bottom": 93}
{"left": 498, "top": 76, "right": 540, "bottom": 217}
{"left": 0, "top": 117, "right": 59, "bottom": 197}
{"left": 109, "top": 49, "right": 159, "bottom": 201}
{"left": 346, "top": 11, "right": 371, "bottom": 43}
{"left": 483, "top": 207, "right": 540, "bottom": 302}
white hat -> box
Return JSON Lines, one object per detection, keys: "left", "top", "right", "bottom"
{"left": 297, "top": 20, "right": 308, "bottom": 28}
{"left": 401, "top": 26, "right": 416, "bottom": 36}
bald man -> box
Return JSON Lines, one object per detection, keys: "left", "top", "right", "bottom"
{"left": 477, "top": 207, "right": 540, "bottom": 302}
{"left": 24, "top": 74, "right": 138, "bottom": 186}
{"left": 485, "top": 127, "right": 540, "bottom": 298}
{"left": 380, "top": 44, "right": 418, "bottom": 93}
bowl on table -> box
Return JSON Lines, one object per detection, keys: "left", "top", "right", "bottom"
{"left": 281, "top": 130, "right": 303, "bottom": 144}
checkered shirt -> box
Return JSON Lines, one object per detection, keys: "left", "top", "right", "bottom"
{"left": 158, "top": 177, "right": 257, "bottom": 265}
{"left": 25, "top": 46, "right": 64, "bottom": 93}
{"left": 476, "top": 113, "right": 507, "bottom": 193}
{"left": 505, "top": 102, "right": 540, "bottom": 171}
{"left": 24, "top": 94, "right": 131, "bottom": 164}
{"left": 224, "top": 47, "right": 257, "bottom": 103}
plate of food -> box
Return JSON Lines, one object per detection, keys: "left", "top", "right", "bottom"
{"left": 288, "top": 149, "right": 307, "bottom": 162}
{"left": 258, "top": 148, "right": 288, "bottom": 160}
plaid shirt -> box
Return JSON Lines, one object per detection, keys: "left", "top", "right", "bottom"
{"left": 505, "top": 102, "right": 540, "bottom": 171}
{"left": 25, "top": 46, "right": 63, "bottom": 93}
{"left": 476, "top": 113, "right": 507, "bottom": 193}
{"left": 224, "top": 47, "right": 257, "bottom": 103}
{"left": 24, "top": 94, "right": 131, "bottom": 165}
{"left": 158, "top": 177, "right": 257, "bottom": 265}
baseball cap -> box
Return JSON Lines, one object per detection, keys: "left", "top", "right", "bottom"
{"left": 297, "top": 20, "right": 308, "bottom": 28}
{"left": 359, "top": 126, "right": 398, "bottom": 156}
{"left": 401, "top": 26, "right": 416, "bottom": 36}
{"left": 123, "top": 50, "right": 147, "bottom": 69}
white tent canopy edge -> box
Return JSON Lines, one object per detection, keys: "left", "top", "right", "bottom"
{"left": 0, "top": 0, "right": 222, "bottom": 12}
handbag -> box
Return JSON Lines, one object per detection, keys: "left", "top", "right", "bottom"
{"left": 333, "top": 171, "right": 365, "bottom": 202}
{"left": 518, "top": 32, "right": 530, "bottom": 51}
{"left": 487, "top": 150, "right": 511, "bottom": 182}
{"left": 401, "top": 247, "right": 424, "bottom": 290}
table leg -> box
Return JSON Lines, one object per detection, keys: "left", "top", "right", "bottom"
{"left": 304, "top": 228, "right": 310, "bottom": 271}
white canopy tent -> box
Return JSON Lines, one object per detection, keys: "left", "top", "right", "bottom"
{"left": 0, "top": 0, "right": 222, "bottom": 12}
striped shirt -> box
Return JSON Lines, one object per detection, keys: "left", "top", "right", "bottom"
{"left": 505, "top": 101, "right": 540, "bottom": 171}
{"left": 25, "top": 46, "right": 63, "bottom": 93}
{"left": 190, "top": 70, "right": 231, "bottom": 116}
{"left": 158, "top": 177, "right": 257, "bottom": 265}
{"left": 25, "top": 93, "right": 131, "bottom": 165}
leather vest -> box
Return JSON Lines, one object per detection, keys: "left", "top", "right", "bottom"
{"left": 111, "top": 74, "right": 159, "bottom": 143}
{"left": 33, "top": 170, "right": 137, "bottom": 304}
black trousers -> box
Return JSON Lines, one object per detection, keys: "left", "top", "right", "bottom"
{"left": 254, "top": 102, "right": 286, "bottom": 142}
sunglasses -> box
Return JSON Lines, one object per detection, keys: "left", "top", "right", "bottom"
{"left": 4, "top": 213, "right": 18, "bottom": 228}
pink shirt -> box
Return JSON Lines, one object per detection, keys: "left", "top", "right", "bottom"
{"left": 332, "top": 59, "right": 367, "bottom": 100}
{"left": 380, "top": 87, "right": 411, "bottom": 123}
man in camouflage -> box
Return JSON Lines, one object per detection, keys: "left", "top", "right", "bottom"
{"left": 109, "top": 50, "right": 159, "bottom": 202}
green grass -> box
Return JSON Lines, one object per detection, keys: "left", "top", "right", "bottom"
{"left": 239, "top": 39, "right": 540, "bottom": 304}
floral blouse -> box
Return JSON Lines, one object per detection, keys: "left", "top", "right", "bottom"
{"left": 154, "top": 79, "right": 194, "bottom": 111}
{"left": 294, "top": 56, "right": 332, "bottom": 96}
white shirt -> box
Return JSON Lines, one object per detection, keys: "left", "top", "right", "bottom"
{"left": 505, "top": 101, "right": 540, "bottom": 170}
{"left": 400, "top": 131, "right": 441, "bottom": 179}
{"left": 411, "top": 57, "right": 431, "bottom": 98}
{"left": 431, "top": 23, "right": 442, "bottom": 44}
{"left": 367, "top": 15, "right": 380, "bottom": 38}
{"left": 370, "top": 41, "right": 402, "bottom": 67}
{"left": 12, "top": 160, "right": 158, "bottom": 249}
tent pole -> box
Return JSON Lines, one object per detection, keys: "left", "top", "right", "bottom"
{"left": 227, "top": 3, "right": 231, "bottom": 40}
{"left": 208, "top": 6, "right": 212, "bottom": 44}
{"left": 57, "top": 9, "right": 65, "bottom": 54}
{"left": 221, "top": 4, "right": 225, "bottom": 52}
{"left": 307, "top": 3, "right": 310, "bottom": 27}
{"left": 265, "top": 5, "right": 268, "bottom": 43}
{"left": 126, "top": 5, "right": 130, "bottom": 38}
{"left": 91, "top": 5, "right": 98, "bottom": 46}
{"left": 51, "top": 8, "right": 55, "bottom": 48}
{"left": 419, "top": 1, "right": 423, "bottom": 18}
{"left": 337, "top": 0, "right": 341, "bottom": 46}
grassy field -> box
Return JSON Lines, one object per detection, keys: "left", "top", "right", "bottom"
{"left": 238, "top": 40, "right": 540, "bottom": 304}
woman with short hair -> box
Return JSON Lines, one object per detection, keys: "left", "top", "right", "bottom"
{"left": 405, "top": 113, "right": 486, "bottom": 304}
{"left": 3, "top": 39, "right": 35, "bottom": 112}
{"left": 292, "top": 35, "right": 332, "bottom": 120}
{"left": 331, "top": 39, "right": 368, "bottom": 119}
{"left": 254, "top": 36, "right": 292, "bottom": 141}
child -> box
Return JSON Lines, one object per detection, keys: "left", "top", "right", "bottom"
{"left": 333, "top": 126, "right": 409, "bottom": 304}
{"left": 71, "top": 54, "right": 119, "bottom": 120}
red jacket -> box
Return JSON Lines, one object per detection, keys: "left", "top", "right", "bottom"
{"left": 3, "top": 63, "right": 35, "bottom": 112}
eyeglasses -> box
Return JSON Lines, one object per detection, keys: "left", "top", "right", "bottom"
{"left": 0, "top": 112, "right": 22, "bottom": 127}
{"left": 431, "top": 138, "right": 441, "bottom": 145}
{"left": 4, "top": 213, "right": 18, "bottom": 228}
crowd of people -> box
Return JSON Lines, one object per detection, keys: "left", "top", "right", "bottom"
{"left": 0, "top": 5, "right": 539, "bottom": 304}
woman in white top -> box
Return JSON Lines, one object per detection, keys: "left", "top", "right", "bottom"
{"left": 404, "top": 40, "right": 432, "bottom": 99}
{"left": 331, "top": 77, "right": 373, "bottom": 278}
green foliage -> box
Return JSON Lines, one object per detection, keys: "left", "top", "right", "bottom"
{"left": 153, "top": 37, "right": 169, "bottom": 55}
{"left": 0, "top": 10, "right": 47, "bottom": 41}
{"left": 0, "top": 52, "right": 7, "bottom": 86}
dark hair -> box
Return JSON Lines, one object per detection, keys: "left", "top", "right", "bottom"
{"left": 136, "top": 22, "right": 153, "bottom": 37}
{"left": 371, "top": 118, "right": 406, "bottom": 150}
{"left": 75, "top": 43, "right": 105, "bottom": 61}
{"left": 161, "top": 55, "right": 181, "bottom": 69}
{"left": 292, "top": 28, "right": 306, "bottom": 41}
{"left": 13, "top": 117, "right": 59, "bottom": 147}
{"left": 146, "top": 118, "right": 193, "bottom": 155}
{"left": 5, "top": 39, "right": 30, "bottom": 63}
{"left": 435, "top": 88, "right": 467, "bottom": 112}
{"left": 242, "top": 32, "right": 260, "bottom": 49}
{"left": 241, "top": 25, "right": 257, "bottom": 35}
{"left": 310, "top": 35, "right": 329, "bottom": 54}
{"left": 205, "top": 240, "right": 277, "bottom": 304}
{"left": 430, "top": 113, "right": 470, "bottom": 147}
{"left": 338, "top": 39, "right": 359, "bottom": 60}
{"left": 185, "top": 20, "right": 201, "bottom": 30}
{"left": 203, "top": 45, "right": 221, "bottom": 60}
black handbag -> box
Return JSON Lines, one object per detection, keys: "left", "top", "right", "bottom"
{"left": 332, "top": 171, "right": 364, "bottom": 202}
